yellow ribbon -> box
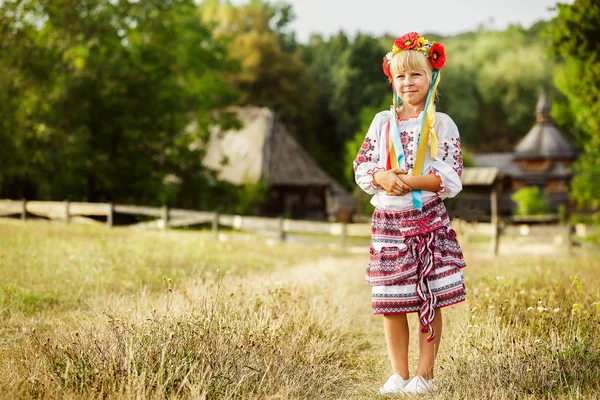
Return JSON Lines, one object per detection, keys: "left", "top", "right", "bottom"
{"left": 412, "top": 71, "right": 441, "bottom": 176}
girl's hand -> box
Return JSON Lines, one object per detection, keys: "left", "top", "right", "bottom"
{"left": 373, "top": 168, "right": 412, "bottom": 196}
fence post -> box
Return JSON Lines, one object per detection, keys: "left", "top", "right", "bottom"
{"left": 106, "top": 202, "right": 114, "bottom": 228}
{"left": 277, "top": 216, "right": 286, "bottom": 243}
{"left": 21, "top": 198, "right": 27, "bottom": 221}
{"left": 340, "top": 222, "right": 347, "bottom": 249}
{"left": 161, "top": 205, "right": 169, "bottom": 230}
{"left": 65, "top": 199, "right": 71, "bottom": 224}
{"left": 566, "top": 224, "right": 573, "bottom": 255}
{"left": 490, "top": 185, "right": 499, "bottom": 256}
{"left": 212, "top": 211, "right": 219, "bottom": 240}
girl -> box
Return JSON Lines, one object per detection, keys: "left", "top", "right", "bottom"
{"left": 353, "top": 32, "right": 466, "bottom": 395}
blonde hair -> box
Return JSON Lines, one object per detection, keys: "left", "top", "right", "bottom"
{"left": 390, "top": 50, "right": 434, "bottom": 85}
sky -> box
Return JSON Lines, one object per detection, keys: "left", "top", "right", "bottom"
{"left": 234, "top": 0, "right": 572, "bottom": 43}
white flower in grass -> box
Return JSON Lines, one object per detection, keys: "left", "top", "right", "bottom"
{"left": 527, "top": 307, "right": 534, "bottom": 311}
{"left": 553, "top": 308, "right": 560, "bottom": 313}
{"left": 537, "top": 307, "right": 547, "bottom": 312}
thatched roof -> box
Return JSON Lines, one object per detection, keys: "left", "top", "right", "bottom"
{"left": 267, "top": 118, "right": 332, "bottom": 187}
{"left": 202, "top": 106, "right": 335, "bottom": 188}
{"left": 202, "top": 107, "right": 269, "bottom": 185}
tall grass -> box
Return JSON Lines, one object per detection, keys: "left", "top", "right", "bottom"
{"left": 1, "top": 219, "right": 599, "bottom": 399}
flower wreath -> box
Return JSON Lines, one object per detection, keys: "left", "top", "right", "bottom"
{"left": 382, "top": 32, "right": 446, "bottom": 81}
{"left": 381, "top": 32, "right": 447, "bottom": 215}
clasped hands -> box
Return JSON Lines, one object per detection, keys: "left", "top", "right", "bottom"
{"left": 373, "top": 168, "right": 412, "bottom": 196}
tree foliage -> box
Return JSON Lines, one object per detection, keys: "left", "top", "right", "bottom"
{"left": 199, "top": 0, "right": 318, "bottom": 148}
{"left": 439, "top": 26, "right": 554, "bottom": 151}
{"left": 546, "top": 0, "right": 600, "bottom": 209}
{"left": 0, "top": 0, "right": 238, "bottom": 207}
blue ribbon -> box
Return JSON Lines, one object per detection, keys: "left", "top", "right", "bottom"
{"left": 412, "top": 69, "right": 440, "bottom": 210}
{"left": 389, "top": 106, "right": 423, "bottom": 209}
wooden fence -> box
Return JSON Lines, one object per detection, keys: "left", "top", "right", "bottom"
{"left": 0, "top": 199, "right": 370, "bottom": 247}
{"left": 0, "top": 199, "right": 591, "bottom": 254}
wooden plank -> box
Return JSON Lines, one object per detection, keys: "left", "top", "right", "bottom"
{"left": 0, "top": 200, "right": 23, "bottom": 214}
{"left": 26, "top": 201, "right": 65, "bottom": 219}
{"left": 0, "top": 210, "right": 19, "bottom": 217}
{"left": 169, "top": 208, "right": 215, "bottom": 220}
{"left": 218, "top": 215, "right": 235, "bottom": 226}
{"left": 113, "top": 205, "right": 162, "bottom": 217}
{"left": 69, "top": 202, "right": 110, "bottom": 216}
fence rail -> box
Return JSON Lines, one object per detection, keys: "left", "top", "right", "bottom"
{"left": 0, "top": 199, "right": 368, "bottom": 247}
{"left": 1, "top": 199, "right": 590, "bottom": 255}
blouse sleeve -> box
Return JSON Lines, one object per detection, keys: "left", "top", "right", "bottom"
{"left": 353, "top": 113, "right": 385, "bottom": 195}
{"left": 427, "top": 114, "right": 463, "bottom": 199}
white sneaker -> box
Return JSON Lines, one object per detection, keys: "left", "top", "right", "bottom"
{"left": 401, "top": 376, "right": 437, "bottom": 394}
{"left": 379, "top": 374, "right": 409, "bottom": 395}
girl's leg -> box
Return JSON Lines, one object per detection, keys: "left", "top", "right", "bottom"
{"left": 383, "top": 313, "right": 410, "bottom": 380}
{"left": 416, "top": 308, "right": 443, "bottom": 380}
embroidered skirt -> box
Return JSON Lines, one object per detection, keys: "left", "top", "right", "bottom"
{"left": 366, "top": 197, "right": 466, "bottom": 342}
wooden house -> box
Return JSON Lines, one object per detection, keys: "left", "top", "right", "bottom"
{"left": 202, "top": 106, "right": 355, "bottom": 220}
{"left": 467, "top": 90, "right": 577, "bottom": 216}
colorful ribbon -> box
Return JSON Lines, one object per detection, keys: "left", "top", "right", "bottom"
{"left": 388, "top": 70, "right": 441, "bottom": 210}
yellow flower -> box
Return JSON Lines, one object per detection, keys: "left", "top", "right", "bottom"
{"left": 417, "top": 36, "right": 429, "bottom": 48}
{"left": 572, "top": 303, "right": 580, "bottom": 314}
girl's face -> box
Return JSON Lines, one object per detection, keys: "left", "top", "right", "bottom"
{"left": 393, "top": 69, "right": 429, "bottom": 110}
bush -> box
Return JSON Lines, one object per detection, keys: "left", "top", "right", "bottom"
{"left": 511, "top": 187, "right": 550, "bottom": 216}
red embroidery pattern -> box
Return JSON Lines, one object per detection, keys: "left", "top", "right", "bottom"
{"left": 452, "top": 137, "right": 463, "bottom": 177}
{"left": 354, "top": 137, "right": 378, "bottom": 172}
{"left": 367, "top": 166, "right": 384, "bottom": 190}
{"left": 399, "top": 131, "right": 415, "bottom": 171}
{"left": 441, "top": 137, "right": 463, "bottom": 178}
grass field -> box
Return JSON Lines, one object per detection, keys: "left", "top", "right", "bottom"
{"left": 1, "top": 219, "right": 599, "bottom": 399}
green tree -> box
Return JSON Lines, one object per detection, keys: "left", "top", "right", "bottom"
{"left": 0, "top": 0, "right": 238, "bottom": 207}
{"left": 546, "top": 0, "right": 600, "bottom": 208}
{"left": 300, "top": 32, "right": 388, "bottom": 186}
{"left": 199, "top": 0, "right": 318, "bottom": 147}
{"left": 440, "top": 26, "right": 554, "bottom": 151}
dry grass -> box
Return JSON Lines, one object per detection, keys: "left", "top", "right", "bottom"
{"left": 0, "top": 219, "right": 599, "bottom": 399}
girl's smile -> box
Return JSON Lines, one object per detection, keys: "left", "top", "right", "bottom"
{"left": 393, "top": 69, "right": 429, "bottom": 109}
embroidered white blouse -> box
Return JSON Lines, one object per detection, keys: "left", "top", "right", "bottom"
{"left": 353, "top": 110, "right": 464, "bottom": 210}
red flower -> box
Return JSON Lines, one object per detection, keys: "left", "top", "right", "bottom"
{"left": 394, "top": 32, "right": 419, "bottom": 50}
{"left": 358, "top": 155, "right": 365, "bottom": 163}
{"left": 429, "top": 42, "right": 446, "bottom": 69}
{"left": 361, "top": 142, "right": 369, "bottom": 150}
{"left": 382, "top": 56, "right": 391, "bottom": 80}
